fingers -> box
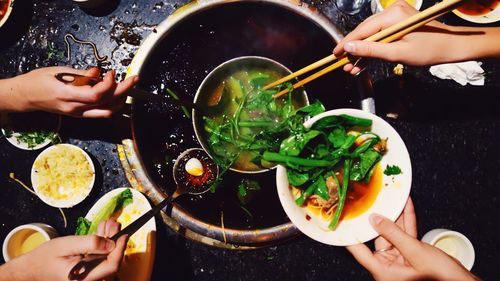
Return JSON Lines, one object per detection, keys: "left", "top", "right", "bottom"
{"left": 67, "top": 70, "right": 116, "bottom": 104}
{"left": 343, "top": 40, "right": 403, "bottom": 62}
{"left": 105, "top": 220, "right": 121, "bottom": 237}
{"left": 80, "top": 96, "right": 126, "bottom": 118}
{"left": 346, "top": 244, "right": 379, "bottom": 273}
{"left": 370, "top": 213, "right": 424, "bottom": 265}
{"left": 115, "top": 75, "right": 139, "bottom": 98}
{"left": 84, "top": 235, "right": 128, "bottom": 281}
{"left": 85, "top": 67, "right": 101, "bottom": 78}
{"left": 403, "top": 197, "right": 417, "bottom": 238}
{"left": 49, "top": 235, "right": 115, "bottom": 257}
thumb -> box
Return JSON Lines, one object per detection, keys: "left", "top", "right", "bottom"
{"left": 370, "top": 214, "right": 424, "bottom": 264}
{"left": 343, "top": 40, "right": 400, "bottom": 62}
{"left": 50, "top": 235, "right": 116, "bottom": 257}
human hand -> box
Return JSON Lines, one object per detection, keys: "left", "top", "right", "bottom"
{"left": 0, "top": 220, "right": 128, "bottom": 281}
{"left": 2, "top": 66, "right": 138, "bottom": 118}
{"left": 333, "top": 0, "right": 470, "bottom": 74}
{"left": 347, "top": 198, "right": 479, "bottom": 281}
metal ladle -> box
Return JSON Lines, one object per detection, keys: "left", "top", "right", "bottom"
{"left": 54, "top": 72, "right": 220, "bottom": 114}
{"left": 68, "top": 149, "right": 217, "bottom": 280}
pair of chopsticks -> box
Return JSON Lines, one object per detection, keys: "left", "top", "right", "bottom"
{"left": 265, "top": 0, "right": 465, "bottom": 98}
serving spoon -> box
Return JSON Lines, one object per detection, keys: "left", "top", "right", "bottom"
{"left": 54, "top": 72, "right": 211, "bottom": 113}
{"left": 68, "top": 149, "right": 217, "bottom": 280}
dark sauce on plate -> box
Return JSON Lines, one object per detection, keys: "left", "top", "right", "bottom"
{"left": 457, "top": 0, "right": 499, "bottom": 16}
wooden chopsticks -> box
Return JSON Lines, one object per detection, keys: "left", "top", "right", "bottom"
{"left": 267, "top": 0, "right": 465, "bottom": 98}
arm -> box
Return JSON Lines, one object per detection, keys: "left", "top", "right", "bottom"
{"left": 346, "top": 198, "right": 479, "bottom": 281}
{"left": 333, "top": 0, "right": 500, "bottom": 74}
{"left": 0, "top": 220, "right": 127, "bottom": 281}
{"left": 0, "top": 66, "right": 138, "bottom": 118}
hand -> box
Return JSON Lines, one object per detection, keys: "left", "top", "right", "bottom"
{"left": 0, "top": 220, "right": 128, "bottom": 281}
{"left": 347, "top": 198, "right": 479, "bottom": 281}
{"left": 0, "top": 66, "right": 138, "bottom": 118}
{"left": 333, "top": 0, "right": 474, "bottom": 74}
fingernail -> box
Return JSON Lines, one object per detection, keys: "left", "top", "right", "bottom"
{"left": 370, "top": 214, "right": 383, "bottom": 225}
{"left": 344, "top": 42, "right": 356, "bottom": 53}
{"left": 105, "top": 239, "right": 116, "bottom": 251}
{"left": 133, "top": 76, "right": 140, "bottom": 83}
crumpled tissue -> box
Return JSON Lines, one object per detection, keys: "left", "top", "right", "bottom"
{"left": 429, "top": 61, "right": 485, "bottom": 86}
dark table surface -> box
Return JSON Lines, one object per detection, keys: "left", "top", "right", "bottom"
{"left": 1, "top": 0, "right": 500, "bottom": 280}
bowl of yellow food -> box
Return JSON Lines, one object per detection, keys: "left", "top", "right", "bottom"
{"left": 2, "top": 223, "right": 57, "bottom": 262}
{"left": 31, "top": 144, "right": 95, "bottom": 208}
{"left": 371, "top": 0, "right": 423, "bottom": 13}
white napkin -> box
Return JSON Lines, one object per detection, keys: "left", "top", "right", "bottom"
{"left": 429, "top": 61, "right": 485, "bottom": 86}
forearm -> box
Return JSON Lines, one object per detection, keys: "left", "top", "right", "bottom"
{"left": 449, "top": 26, "right": 500, "bottom": 62}
{"left": 0, "top": 259, "right": 32, "bottom": 281}
{"left": 0, "top": 76, "right": 27, "bottom": 113}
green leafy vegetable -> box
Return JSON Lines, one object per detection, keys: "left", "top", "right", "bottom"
{"left": 75, "top": 189, "right": 133, "bottom": 235}
{"left": 75, "top": 217, "right": 91, "bottom": 235}
{"left": 384, "top": 165, "right": 402, "bottom": 176}
{"left": 237, "top": 179, "right": 261, "bottom": 205}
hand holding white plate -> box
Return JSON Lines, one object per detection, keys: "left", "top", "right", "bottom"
{"left": 276, "top": 109, "right": 412, "bottom": 246}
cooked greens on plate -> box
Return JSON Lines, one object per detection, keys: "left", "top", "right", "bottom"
{"left": 262, "top": 112, "right": 390, "bottom": 230}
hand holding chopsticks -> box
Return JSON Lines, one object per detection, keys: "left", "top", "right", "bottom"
{"left": 266, "top": 0, "right": 465, "bottom": 98}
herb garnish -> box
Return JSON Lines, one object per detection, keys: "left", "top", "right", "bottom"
{"left": 384, "top": 165, "right": 402, "bottom": 176}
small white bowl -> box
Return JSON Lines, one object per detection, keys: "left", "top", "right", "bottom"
{"left": 2, "top": 223, "right": 58, "bottom": 262}
{"left": 31, "top": 144, "right": 95, "bottom": 208}
{"left": 276, "top": 108, "right": 412, "bottom": 246}
{"left": 422, "top": 229, "right": 475, "bottom": 270}
{"left": 0, "top": 0, "right": 14, "bottom": 29}
{"left": 371, "top": 0, "right": 423, "bottom": 14}
{"left": 0, "top": 113, "right": 61, "bottom": 151}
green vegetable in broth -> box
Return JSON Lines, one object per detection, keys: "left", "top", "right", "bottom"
{"left": 202, "top": 68, "right": 308, "bottom": 177}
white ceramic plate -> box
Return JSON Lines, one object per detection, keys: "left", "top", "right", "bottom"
{"left": 0, "top": 0, "right": 15, "bottom": 29}
{"left": 453, "top": 4, "right": 500, "bottom": 24}
{"left": 276, "top": 109, "right": 412, "bottom": 246}
{"left": 1, "top": 113, "right": 61, "bottom": 151}
{"left": 85, "top": 188, "right": 156, "bottom": 281}
{"left": 31, "top": 144, "right": 95, "bottom": 208}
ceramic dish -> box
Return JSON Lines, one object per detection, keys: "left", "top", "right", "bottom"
{"left": 31, "top": 144, "right": 95, "bottom": 208}
{"left": 85, "top": 188, "right": 156, "bottom": 281}
{"left": 1, "top": 112, "right": 61, "bottom": 151}
{"left": 2, "top": 223, "right": 57, "bottom": 262}
{"left": 276, "top": 108, "right": 412, "bottom": 246}
{"left": 453, "top": 1, "right": 500, "bottom": 24}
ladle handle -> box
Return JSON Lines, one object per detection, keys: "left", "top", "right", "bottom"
{"left": 54, "top": 72, "right": 202, "bottom": 111}
{"left": 67, "top": 193, "right": 178, "bottom": 280}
